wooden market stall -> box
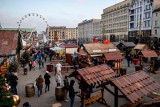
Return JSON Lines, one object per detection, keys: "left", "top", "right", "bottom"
{"left": 133, "top": 44, "right": 149, "bottom": 65}
{"left": 0, "top": 30, "right": 19, "bottom": 75}
{"left": 109, "top": 70, "right": 160, "bottom": 107}
{"left": 139, "top": 50, "right": 158, "bottom": 73}
{"left": 72, "top": 64, "right": 117, "bottom": 107}
{"left": 77, "top": 43, "right": 120, "bottom": 68}
{"left": 61, "top": 43, "right": 79, "bottom": 64}
{"left": 117, "top": 42, "right": 135, "bottom": 53}
{"left": 103, "top": 52, "right": 124, "bottom": 76}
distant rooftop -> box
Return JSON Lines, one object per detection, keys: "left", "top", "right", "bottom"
{"left": 0, "top": 28, "right": 34, "bottom": 32}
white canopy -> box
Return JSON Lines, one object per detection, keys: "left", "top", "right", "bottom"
{"left": 50, "top": 46, "right": 65, "bottom": 51}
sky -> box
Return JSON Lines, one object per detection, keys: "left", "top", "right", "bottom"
{"left": 0, "top": 0, "right": 124, "bottom": 32}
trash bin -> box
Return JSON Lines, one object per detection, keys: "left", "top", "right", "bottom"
{"left": 25, "top": 83, "right": 35, "bottom": 97}
{"left": 120, "top": 68, "right": 127, "bottom": 76}
{"left": 135, "top": 66, "right": 142, "bottom": 71}
{"left": 55, "top": 86, "right": 65, "bottom": 101}
{"left": 46, "top": 64, "right": 53, "bottom": 72}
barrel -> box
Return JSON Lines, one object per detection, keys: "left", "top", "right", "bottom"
{"left": 135, "top": 66, "right": 142, "bottom": 71}
{"left": 25, "top": 83, "right": 35, "bottom": 97}
{"left": 120, "top": 68, "right": 127, "bottom": 76}
{"left": 46, "top": 64, "right": 53, "bottom": 72}
{"left": 55, "top": 86, "right": 65, "bottom": 101}
{"left": 52, "top": 103, "right": 62, "bottom": 107}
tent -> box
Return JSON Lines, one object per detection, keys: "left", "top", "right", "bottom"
{"left": 50, "top": 46, "right": 65, "bottom": 51}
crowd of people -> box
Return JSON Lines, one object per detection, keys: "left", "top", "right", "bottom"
{"left": 12, "top": 48, "right": 78, "bottom": 107}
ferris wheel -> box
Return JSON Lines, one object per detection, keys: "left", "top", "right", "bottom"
{"left": 17, "top": 13, "right": 49, "bottom": 42}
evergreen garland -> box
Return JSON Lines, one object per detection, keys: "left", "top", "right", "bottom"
{"left": 0, "top": 73, "right": 13, "bottom": 106}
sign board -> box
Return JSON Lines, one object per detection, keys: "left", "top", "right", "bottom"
{"left": 109, "top": 49, "right": 117, "bottom": 52}
{"left": 93, "top": 50, "right": 101, "bottom": 52}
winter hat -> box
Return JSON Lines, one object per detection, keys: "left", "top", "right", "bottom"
{"left": 46, "top": 71, "right": 49, "bottom": 73}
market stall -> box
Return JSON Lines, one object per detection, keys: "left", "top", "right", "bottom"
{"left": 139, "top": 50, "right": 158, "bottom": 73}
{"left": 103, "top": 52, "right": 124, "bottom": 76}
{"left": 133, "top": 44, "right": 149, "bottom": 65}
{"left": 71, "top": 64, "right": 116, "bottom": 107}
{"left": 110, "top": 70, "right": 160, "bottom": 107}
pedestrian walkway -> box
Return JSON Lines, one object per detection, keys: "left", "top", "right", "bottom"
{"left": 17, "top": 58, "right": 160, "bottom": 107}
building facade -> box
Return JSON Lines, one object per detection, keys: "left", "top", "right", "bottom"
{"left": 65, "top": 28, "right": 78, "bottom": 40}
{"left": 47, "top": 26, "right": 78, "bottom": 42}
{"left": 101, "top": 0, "right": 131, "bottom": 42}
{"left": 152, "top": 8, "right": 160, "bottom": 38}
{"left": 78, "top": 19, "right": 102, "bottom": 44}
{"left": 47, "top": 26, "right": 66, "bottom": 41}
{"left": 128, "top": 0, "right": 153, "bottom": 43}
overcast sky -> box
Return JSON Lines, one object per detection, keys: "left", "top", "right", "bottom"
{"left": 0, "top": 0, "right": 124, "bottom": 31}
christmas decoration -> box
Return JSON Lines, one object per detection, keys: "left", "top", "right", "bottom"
{"left": 12, "top": 95, "right": 20, "bottom": 107}
{"left": 0, "top": 71, "right": 13, "bottom": 106}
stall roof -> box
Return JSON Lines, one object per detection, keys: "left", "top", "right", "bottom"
{"left": 134, "top": 44, "right": 148, "bottom": 50}
{"left": 112, "top": 42, "right": 120, "bottom": 46}
{"left": 103, "top": 52, "right": 124, "bottom": 61}
{"left": 111, "top": 71, "right": 160, "bottom": 103}
{"left": 141, "top": 50, "right": 158, "bottom": 58}
{"left": 83, "top": 43, "right": 119, "bottom": 56}
{"left": 120, "top": 42, "right": 135, "bottom": 47}
{"left": 0, "top": 30, "right": 19, "bottom": 56}
{"left": 61, "top": 43, "right": 79, "bottom": 48}
{"left": 77, "top": 64, "right": 116, "bottom": 85}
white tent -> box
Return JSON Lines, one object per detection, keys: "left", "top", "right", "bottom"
{"left": 22, "top": 38, "right": 27, "bottom": 46}
{"left": 50, "top": 46, "right": 65, "bottom": 51}
{"left": 43, "top": 34, "right": 48, "bottom": 43}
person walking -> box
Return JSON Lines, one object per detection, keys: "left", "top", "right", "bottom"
{"left": 8, "top": 72, "right": 18, "bottom": 94}
{"left": 68, "top": 80, "right": 78, "bottom": 107}
{"left": 56, "top": 62, "right": 62, "bottom": 74}
{"left": 63, "top": 76, "right": 69, "bottom": 102}
{"left": 44, "top": 71, "right": 51, "bottom": 92}
{"left": 127, "top": 53, "right": 131, "bottom": 67}
{"left": 55, "top": 71, "right": 62, "bottom": 86}
{"left": 36, "top": 75, "right": 44, "bottom": 97}
{"left": 28, "top": 60, "right": 32, "bottom": 71}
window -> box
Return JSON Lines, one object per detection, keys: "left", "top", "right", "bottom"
{"left": 155, "top": 20, "right": 158, "bottom": 26}
{"left": 155, "top": 30, "right": 157, "bottom": 35}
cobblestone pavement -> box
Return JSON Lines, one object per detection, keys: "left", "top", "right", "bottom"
{"left": 17, "top": 58, "right": 160, "bottom": 107}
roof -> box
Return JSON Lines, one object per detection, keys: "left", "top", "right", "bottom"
{"left": 111, "top": 71, "right": 160, "bottom": 104}
{"left": 0, "top": 30, "right": 19, "bottom": 56}
{"left": 103, "top": 52, "right": 124, "bottom": 60}
{"left": 134, "top": 44, "right": 148, "bottom": 50}
{"left": 120, "top": 42, "right": 135, "bottom": 47}
{"left": 153, "top": 7, "right": 160, "bottom": 13}
{"left": 141, "top": 50, "right": 158, "bottom": 58}
{"left": 83, "top": 43, "right": 119, "bottom": 56}
{"left": 1, "top": 28, "right": 33, "bottom": 32}
{"left": 61, "top": 43, "right": 79, "bottom": 48}
{"left": 112, "top": 42, "right": 120, "bottom": 46}
{"left": 77, "top": 64, "right": 116, "bottom": 85}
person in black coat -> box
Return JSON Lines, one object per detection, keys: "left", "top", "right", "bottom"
{"left": 68, "top": 80, "right": 78, "bottom": 107}
{"left": 44, "top": 71, "right": 51, "bottom": 92}
{"left": 8, "top": 72, "right": 18, "bottom": 94}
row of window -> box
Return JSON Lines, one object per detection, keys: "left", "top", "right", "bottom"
{"left": 105, "top": 15, "right": 128, "bottom": 23}
{"left": 105, "top": 28, "right": 127, "bottom": 33}
{"left": 105, "top": 22, "right": 128, "bottom": 28}
{"left": 102, "top": 9, "right": 128, "bottom": 19}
